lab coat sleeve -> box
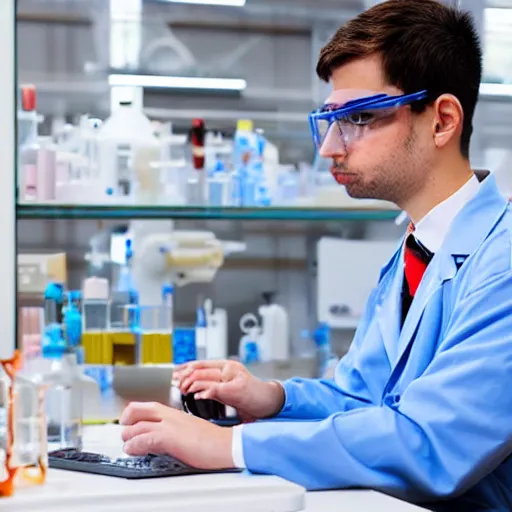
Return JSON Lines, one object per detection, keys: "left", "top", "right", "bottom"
{"left": 275, "top": 362, "right": 373, "bottom": 420}
{"left": 241, "top": 270, "right": 512, "bottom": 502}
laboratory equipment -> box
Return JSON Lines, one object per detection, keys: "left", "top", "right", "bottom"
{"left": 316, "top": 238, "right": 398, "bottom": 328}
{"left": 17, "top": 84, "right": 39, "bottom": 201}
{"left": 64, "top": 291, "right": 82, "bottom": 351}
{"left": 188, "top": 118, "right": 207, "bottom": 205}
{"left": 35, "top": 136, "right": 56, "bottom": 201}
{"left": 44, "top": 353, "right": 84, "bottom": 453}
{"left": 232, "top": 119, "right": 259, "bottom": 206}
{"left": 0, "top": 351, "right": 47, "bottom": 497}
{"left": 19, "top": 307, "right": 44, "bottom": 360}
{"left": 11, "top": 362, "right": 47, "bottom": 487}
{"left": 0, "top": 352, "right": 19, "bottom": 497}
{"left": 195, "top": 300, "right": 208, "bottom": 360}
{"left": 82, "top": 277, "right": 110, "bottom": 332}
{"left": 312, "top": 322, "right": 337, "bottom": 379}
{"left": 172, "top": 327, "right": 196, "bottom": 365}
{"left": 97, "top": 101, "right": 161, "bottom": 203}
{"left": 238, "top": 313, "right": 261, "bottom": 365}
{"left": 80, "top": 220, "right": 245, "bottom": 366}
{"left": 204, "top": 299, "right": 228, "bottom": 360}
{"left": 48, "top": 449, "right": 241, "bottom": 479}
{"left": 258, "top": 292, "right": 290, "bottom": 362}
{"left": 129, "top": 220, "right": 246, "bottom": 305}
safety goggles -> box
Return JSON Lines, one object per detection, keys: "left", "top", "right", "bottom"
{"left": 309, "top": 89, "right": 428, "bottom": 153}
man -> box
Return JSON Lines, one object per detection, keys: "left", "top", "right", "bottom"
{"left": 119, "top": 1, "right": 512, "bottom": 509}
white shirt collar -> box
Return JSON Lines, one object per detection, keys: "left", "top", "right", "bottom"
{"left": 414, "top": 174, "right": 480, "bottom": 253}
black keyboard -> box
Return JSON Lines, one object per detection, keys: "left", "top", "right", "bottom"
{"left": 48, "top": 449, "right": 242, "bottom": 479}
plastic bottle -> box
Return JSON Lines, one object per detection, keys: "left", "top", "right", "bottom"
{"left": 63, "top": 291, "right": 83, "bottom": 363}
{"left": 97, "top": 101, "right": 161, "bottom": 203}
{"left": 195, "top": 301, "right": 208, "bottom": 361}
{"left": 19, "top": 139, "right": 39, "bottom": 203}
{"left": 36, "top": 136, "right": 56, "bottom": 201}
{"left": 238, "top": 313, "right": 261, "bottom": 365}
{"left": 162, "top": 284, "right": 174, "bottom": 332}
{"left": 232, "top": 120, "right": 258, "bottom": 206}
{"left": 258, "top": 292, "right": 290, "bottom": 362}
{"left": 209, "top": 160, "right": 230, "bottom": 206}
{"left": 239, "top": 327, "right": 261, "bottom": 365}
{"left": 43, "top": 351, "right": 83, "bottom": 452}
{"left": 17, "top": 85, "right": 39, "bottom": 201}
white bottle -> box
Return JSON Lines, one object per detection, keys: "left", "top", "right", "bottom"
{"left": 97, "top": 102, "right": 161, "bottom": 204}
{"left": 36, "top": 137, "right": 56, "bottom": 202}
{"left": 204, "top": 299, "right": 228, "bottom": 360}
{"left": 258, "top": 294, "right": 290, "bottom": 362}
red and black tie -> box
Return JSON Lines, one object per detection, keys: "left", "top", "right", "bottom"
{"left": 402, "top": 223, "right": 433, "bottom": 324}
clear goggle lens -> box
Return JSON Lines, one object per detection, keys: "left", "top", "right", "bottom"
{"left": 309, "top": 90, "right": 428, "bottom": 152}
{"left": 313, "top": 107, "right": 399, "bottom": 151}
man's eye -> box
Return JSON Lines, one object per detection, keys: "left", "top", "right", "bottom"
{"left": 345, "top": 112, "right": 374, "bottom": 125}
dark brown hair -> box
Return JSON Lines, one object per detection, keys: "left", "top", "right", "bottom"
{"left": 316, "top": 0, "right": 482, "bottom": 158}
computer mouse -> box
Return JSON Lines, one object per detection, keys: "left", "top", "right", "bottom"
{"left": 181, "top": 393, "right": 226, "bottom": 421}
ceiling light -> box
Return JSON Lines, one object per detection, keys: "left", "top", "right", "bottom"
{"left": 108, "top": 74, "right": 247, "bottom": 92}
{"left": 480, "top": 82, "right": 512, "bottom": 98}
{"left": 163, "top": 0, "right": 246, "bottom": 6}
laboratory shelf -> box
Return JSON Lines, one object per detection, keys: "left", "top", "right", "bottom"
{"left": 16, "top": 204, "right": 400, "bottom": 222}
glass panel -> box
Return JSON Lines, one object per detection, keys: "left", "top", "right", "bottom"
{"left": 483, "top": 6, "right": 512, "bottom": 84}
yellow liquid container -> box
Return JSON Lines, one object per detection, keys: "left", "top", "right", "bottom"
{"left": 82, "top": 331, "right": 172, "bottom": 365}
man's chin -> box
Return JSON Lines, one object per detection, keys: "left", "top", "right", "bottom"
{"left": 344, "top": 185, "right": 373, "bottom": 200}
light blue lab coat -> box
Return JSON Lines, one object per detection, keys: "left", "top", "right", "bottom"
{"left": 241, "top": 171, "right": 512, "bottom": 509}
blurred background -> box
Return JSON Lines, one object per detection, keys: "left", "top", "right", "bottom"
{"left": 14, "top": 0, "right": 512, "bottom": 371}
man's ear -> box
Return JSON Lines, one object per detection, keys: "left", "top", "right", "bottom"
{"left": 432, "top": 94, "right": 464, "bottom": 149}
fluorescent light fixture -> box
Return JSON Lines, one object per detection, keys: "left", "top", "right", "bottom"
{"left": 163, "top": 0, "right": 245, "bottom": 6}
{"left": 480, "top": 82, "right": 512, "bottom": 98}
{"left": 109, "top": 74, "right": 247, "bottom": 91}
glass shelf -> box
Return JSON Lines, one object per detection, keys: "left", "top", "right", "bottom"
{"left": 16, "top": 204, "right": 400, "bottom": 222}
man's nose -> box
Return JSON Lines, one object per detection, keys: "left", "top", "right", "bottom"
{"left": 319, "top": 125, "right": 347, "bottom": 160}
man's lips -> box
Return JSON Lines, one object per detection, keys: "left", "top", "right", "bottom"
{"left": 331, "top": 168, "right": 356, "bottom": 185}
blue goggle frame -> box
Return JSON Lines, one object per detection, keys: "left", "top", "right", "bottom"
{"left": 308, "top": 90, "right": 429, "bottom": 149}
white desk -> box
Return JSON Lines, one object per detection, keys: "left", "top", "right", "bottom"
{"left": 2, "top": 426, "right": 427, "bottom": 511}
{"left": 305, "top": 491, "right": 428, "bottom": 511}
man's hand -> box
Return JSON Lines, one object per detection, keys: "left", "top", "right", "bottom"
{"left": 120, "top": 402, "right": 235, "bottom": 470}
{"left": 174, "top": 360, "right": 285, "bottom": 422}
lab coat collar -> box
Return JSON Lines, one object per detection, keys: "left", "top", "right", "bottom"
{"left": 379, "top": 171, "right": 509, "bottom": 369}
{"left": 439, "top": 170, "right": 507, "bottom": 258}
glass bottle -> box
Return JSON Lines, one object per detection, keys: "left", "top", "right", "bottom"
{"left": 11, "top": 362, "right": 47, "bottom": 489}
{"left": 0, "top": 352, "right": 22, "bottom": 497}
{"left": 44, "top": 352, "right": 83, "bottom": 452}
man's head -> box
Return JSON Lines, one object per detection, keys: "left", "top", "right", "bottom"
{"left": 315, "top": 0, "right": 482, "bottom": 205}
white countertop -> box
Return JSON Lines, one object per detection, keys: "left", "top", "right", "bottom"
{"left": 2, "top": 426, "right": 427, "bottom": 511}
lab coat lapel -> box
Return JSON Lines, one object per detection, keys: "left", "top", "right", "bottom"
{"left": 376, "top": 251, "right": 403, "bottom": 365}
{"left": 392, "top": 171, "right": 509, "bottom": 368}
{"left": 394, "top": 253, "right": 455, "bottom": 364}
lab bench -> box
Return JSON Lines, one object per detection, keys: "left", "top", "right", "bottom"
{"left": 4, "top": 425, "right": 427, "bottom": 511}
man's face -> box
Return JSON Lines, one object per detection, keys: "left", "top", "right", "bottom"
{"left": 321, "top": 54, "right": 434, "bottom": 204}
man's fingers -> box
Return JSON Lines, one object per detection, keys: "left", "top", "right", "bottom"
{"left": 180, "top": 369, "right": 223, "bottom": 393}
{"left": 123, "top": 433, "right": 161, "bottom": 456}
{"left": 121, "top": 421, "right": 157, "bottom": 443}
{"left": 187, "top": 380, "right": 219, "bottom": 396}
{"left": 174, "top": 360, "right": 231, "bottom": 381}
{"left": 221, "top": 361, "right": 242, "bottom": 382}
{"left": 120, "top": 402, "right": 164, "bottom": 426}
{"left": 194, "top": 383, "right": 221, "bottom": 401}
